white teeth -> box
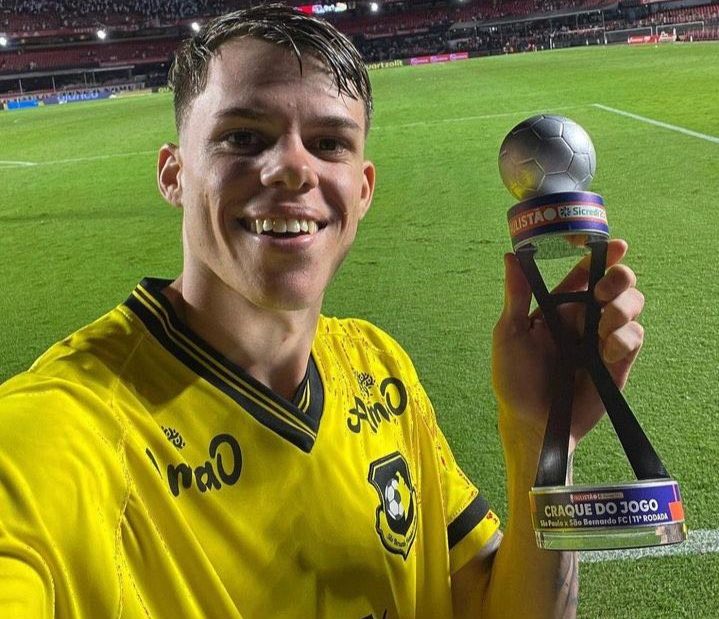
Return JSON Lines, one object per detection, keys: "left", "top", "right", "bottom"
{"left": 250, "top": 217, "right": 321, "bottom": 235}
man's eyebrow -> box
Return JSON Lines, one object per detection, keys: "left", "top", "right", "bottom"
{"left": 308, "top": 116, "right": 363, "bottom": 133}
{"left": 213, "top": 107, "right": 272, "bottom": 122}
{"left": 213, "top": 107, "right": 362, "bottom": 133}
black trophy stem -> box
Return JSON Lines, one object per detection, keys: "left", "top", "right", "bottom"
{"left": 516, "top": 241, "right": 669, "bottom": 488}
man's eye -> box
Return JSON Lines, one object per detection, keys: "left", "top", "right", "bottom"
{"left": 315, "top": 138, "right": 346, "bottom": 153}
{"left": 223, "top": 131, "right": 262, "bottom": 149}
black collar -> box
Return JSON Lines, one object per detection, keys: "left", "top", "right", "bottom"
{"left": 124, "top": 278, "right": 324, "bottom": 453}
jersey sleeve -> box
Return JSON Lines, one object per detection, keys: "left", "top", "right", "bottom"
{"left": 0, "top": 372, "right": 127, "bottom": 618}
{"left": 412, "top": 383, "right": 501, "bottom": 575}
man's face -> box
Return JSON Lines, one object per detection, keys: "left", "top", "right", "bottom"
{"left": 160, "top": 37, "right": 375, "bottom": 311}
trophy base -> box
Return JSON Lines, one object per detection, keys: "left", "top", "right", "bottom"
{"left": 535, "top": 521, "right": 687, "bottom": 551}
{"left": 530, "top": 479, "right": 687, "bottom": 551}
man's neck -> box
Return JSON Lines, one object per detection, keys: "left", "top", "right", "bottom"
{"left": 163, "top": 273, "right": 321, "bottom": 402}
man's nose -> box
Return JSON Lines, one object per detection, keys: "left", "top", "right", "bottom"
{"left": 260, "top": 135, "right": 319, "bottom": 191}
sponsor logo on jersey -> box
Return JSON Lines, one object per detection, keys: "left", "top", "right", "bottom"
{"left": 145, "top": 433, "right": 243, "bottom": 497}
{"left": 354, "top": 370, "right": 376, "bottom": 397}
{"left": 368, "top": 452, "right": 417, "bottom": 559}
{"left": 161, "top": 426, "right": 186, "bottom": 450}
{"left": 347, "top": 377, "right": 408, "bottom": 435}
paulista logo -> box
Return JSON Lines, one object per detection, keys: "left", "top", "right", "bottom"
{"left": 368, "top": 452, "right": 417, "bottom": 559}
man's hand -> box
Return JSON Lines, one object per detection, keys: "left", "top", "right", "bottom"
{"left": 492, "top": 239, "right": 645, "bottom": 453}
{"left": 465, "top": 241, "right": 642, "bottom": 619}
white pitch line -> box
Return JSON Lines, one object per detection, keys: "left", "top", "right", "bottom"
{"left": 35, "top": 150, "right": 158, "bottom": 167}
{"left": 0, "top": 160, "right": 37, "bottom": 167}
{"left": 0, "top": 150, "right": 157, "bottom": 169}
{"left": 592, "top": 103, "right": 719, "bottom": 144}
{"left": 1, "top": 107, "right": 584, "bottom": 168}
{"left": 0, "top": 105, "right": 589, "bottom": 166}
{"left": 373, "top": 105, "right": 586, "bottom": 130}
{"left": 581, "top": 528, "right": 719, "bottom": 563}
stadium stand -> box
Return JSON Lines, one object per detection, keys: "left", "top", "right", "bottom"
{"left": 1, "top": 0, "right": 718, "bottom": 101}
{"left": 0, "top": 39, "right": 177, "bottom": 73}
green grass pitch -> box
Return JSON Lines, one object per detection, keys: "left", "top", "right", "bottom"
{"left": 1, "top": 42, "right": 718, "bottom": 617}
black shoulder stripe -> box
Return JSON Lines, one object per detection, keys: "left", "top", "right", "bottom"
{"left": 447, "top": 493, "right": 492, "bottom": 550}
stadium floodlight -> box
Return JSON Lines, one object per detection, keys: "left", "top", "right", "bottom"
{"left": 370, "top": 2, "right": 379, "bottom": 12}
{"left": 191, "top": 21, "right": 201, "bottom": 33}
{"left": 96, "top": 29, "right": 107, "bottom": 40}
{"left": 0, "top": 36, "right": 7, "bottom": 47}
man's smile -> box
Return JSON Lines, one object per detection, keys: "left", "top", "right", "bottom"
{"left": 239, "top": 217, "right": 325, "bottom": 236}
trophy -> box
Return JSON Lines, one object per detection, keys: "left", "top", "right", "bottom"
{"left": 498, "top": 115, "right": 687, "bottom": 550}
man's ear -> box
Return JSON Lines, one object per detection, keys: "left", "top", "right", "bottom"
{"left": 157, "top": 143, "right": 182, "bottom": 208}
{"left": 358, "top": 160, "right": 376, "bottom": 221}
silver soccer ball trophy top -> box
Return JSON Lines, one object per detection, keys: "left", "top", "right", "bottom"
{"left": 499, "top": 114, "right": 597, "bottom": 201}
{"left": 499, "top": 115, "right": 606, "bottom": 259}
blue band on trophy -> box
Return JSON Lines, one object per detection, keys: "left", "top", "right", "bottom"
{"left": 530, "top": 480, "right": 686, "bottom": 547}
{"left": 507, "top": 191, "right": 609, "bottom": 251}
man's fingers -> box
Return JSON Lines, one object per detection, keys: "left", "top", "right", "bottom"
{"left": 598, "top": 287, "right": 645, "bottom": 340}
{"left": 551, "top": 239, "right": 629, "bottom": 295}
{"left": 502, "top": 240, "right": 634, "bottom": 332}
{"left": 500, "top": 252, "right": 532, "bottom": 326}
{"left": 602, "top": 321, "right": 645, "bottom": 365}
{"left": 594, "top": 264, "right": 637, "bottom": 303}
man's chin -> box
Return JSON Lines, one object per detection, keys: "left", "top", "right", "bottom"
{"left": 250, "top": 284, "right": 324, "bottom": 314}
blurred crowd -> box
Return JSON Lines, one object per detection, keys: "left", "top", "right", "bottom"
{"left": 1, "top": 0, "right": 718, "bottom": 97}
{"left": 3, "top": 0, "right": 201, "bottom": 20}
{"left": 0, "top": 0, "right": 616, "bottom": 33}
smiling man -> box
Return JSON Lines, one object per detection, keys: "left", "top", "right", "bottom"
{"left": 157, "top": 31, "right": 376, "bottom": 400}
{"left": 0, "top": 5, "right": 647, "bottom": 618}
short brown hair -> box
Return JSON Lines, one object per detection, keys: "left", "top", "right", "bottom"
{"left": 168, "top": 3, "right": 373, "bottom": 134}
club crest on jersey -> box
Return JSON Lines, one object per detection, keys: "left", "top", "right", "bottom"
{"left": 368, "top": 452, "right": 417, "bottom": 559}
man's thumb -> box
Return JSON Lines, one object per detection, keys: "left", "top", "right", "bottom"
{"left": 501, "top": 252, "right": 532, "bottom": 324}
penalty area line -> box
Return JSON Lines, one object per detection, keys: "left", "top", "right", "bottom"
{"left": 592, "top": 104, "right": 719, "bottom": 144}
{"left": 581, "top": 528, "right": 719, "bottom": 563}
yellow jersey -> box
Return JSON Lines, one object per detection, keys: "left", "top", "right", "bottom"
{"left": 0, "top": 278, "right": 500, "bottom": 618}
